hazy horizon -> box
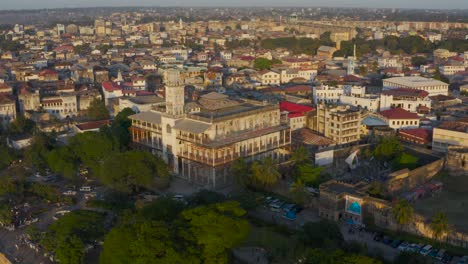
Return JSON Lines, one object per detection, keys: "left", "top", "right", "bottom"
{"left": 0, "top": 0, "right": 467, "bottom": 11}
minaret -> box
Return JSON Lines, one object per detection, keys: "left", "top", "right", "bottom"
{"left": 179, "top": 18, "right": 183, "bottom": 30}
{"left": 116, "top": 69, "right": 123, "bottom": 83}
{"left": 347, "top": 44, "right": 356, "bottom": 75}
{"left": 165, "top": 69, "right": 185, "bottom": 116}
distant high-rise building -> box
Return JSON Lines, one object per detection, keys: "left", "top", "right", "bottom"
{"left": 347, "top": 45, "right": 356, "bottom": 75}
{"left": 56, "top": 24, "right": 65, "bottom": 36}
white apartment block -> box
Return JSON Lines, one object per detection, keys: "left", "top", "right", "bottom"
{"left": 380, "top": 88, "right": 432, "bottom": 113}
{"left": 439, "top": 64, "right": 466, "bottom": 76}
{"left": 339, "top": 95, "right": 380, "bottom": 112}
{"left": 258, "top": 70, "right": 281, "bottom": 85}
{"left": 383, "top": 76, "right": 449, "bottom": 96}
{"left": 433, "top": 121, "right": 468, "bottom": 153}
{"left": 378, "top": 57, "right": 402, "bottom": 69}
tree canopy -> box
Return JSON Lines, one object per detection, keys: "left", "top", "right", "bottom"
{"left": 41, "top": 210, "right": 106, "bottom": 264}
{"left": 87, "top": 98, "right": 110, "bottom": 121}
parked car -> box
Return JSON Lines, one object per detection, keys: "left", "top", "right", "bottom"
{"left": 442, "top": 254, "right": 453, "bottom": 264}
{"left": 428, "top": 249, "right": 439, "bottom": 258}
{"left": 408, "top": 244, "right": 422, "bottom": 253}
{"left": 457, "top": 256, "right": 468, "bottom": 264}
{"left": 437, "top": 249, "right": 446, "bottom": 261}
{"left": 282, "top": 210, "right": 297, "bottom": 220}
{"left": 397, "top": 242, "right": 409, "bottom": 251}
{"left": 420, "top": 245, "right": 432, "bottom": 256}
{"left": 391, "top": 240, "right": 402, "bottom": 248}
{"left": 382, "top": 236, "right": 393, "bottom": 245}
{"left": 270, "top": 203, "right": 282, "bottom": 212}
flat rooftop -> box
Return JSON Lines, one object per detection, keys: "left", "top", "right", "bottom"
{"left": 384, "top": 76, "right": 448, "bottom": 88}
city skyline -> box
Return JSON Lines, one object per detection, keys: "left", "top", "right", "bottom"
{"left": 0, "top": 0, "right": 468, "bottom": 10}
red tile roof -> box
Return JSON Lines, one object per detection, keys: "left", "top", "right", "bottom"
{"left": 102, "top": 81, "right": 122, "bottom": 92}
{"left": 379, "top": 108, "right": 420, "bottom": 120}
{"left": 284, "top": 85, "right": 312, "bottom": 93}
{"left": 399, "top": 128, "right": 432, "bottom": 141}
{"left": 75, "top": 120, "right": 111, "bottom": 131}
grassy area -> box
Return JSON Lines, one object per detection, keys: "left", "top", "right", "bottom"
{"left": 413, "top": 171, "right": 468, "bottom": 233}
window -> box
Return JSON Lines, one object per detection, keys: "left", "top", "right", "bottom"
{"left": 166, "top": 124, "right": 172, "bottom": 134}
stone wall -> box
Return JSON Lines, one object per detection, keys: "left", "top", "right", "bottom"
{"left": 386, "top": 158, "right": 445, "bottom": 194}
{"left": 446, "top": 146, "right": 468, "bottom": 176}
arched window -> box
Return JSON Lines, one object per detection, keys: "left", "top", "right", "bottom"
{"left": 166, "top": 124, "right": 172, "bottom": 134}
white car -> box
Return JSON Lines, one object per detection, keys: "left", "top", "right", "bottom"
{"left": 397, "top": 242, "right": 409, "bottom": 251}
{"left": 419, "top": 245, "right": 432, "bottom": 256}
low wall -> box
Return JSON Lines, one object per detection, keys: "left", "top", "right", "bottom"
{"left": 386, "top": 158, "right": 445, "bottom": 194}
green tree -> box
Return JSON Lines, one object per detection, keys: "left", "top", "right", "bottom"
{"left": 55, "top": 235, "right": 85, "bottom": 264}
{"left": 253, "top": 58, "right": 280, "bottom": 70}
{"left": 23, "top": 133, "right": 54, "bottom": 172}
{"left": 411, "top": 56, "right": 428, "bottom": 67}
{"left": 251, "top": 157, "right": 281, "bottom": 189}
{"left": 100, "top": 221, "right": 200, "bottom": 264}
{"left": 297, "top": 163, "right": 324, "bottom": 187}
{"left": 430, "top": 211, "right": 449, "bottom": 241}
{"left": 433, "top": 69, "right": 449, "bottom": 84}
{"left": 0, "top": 203, "right": 12, "bottom": 226}
{"left": 139, "top": 197, "right": 186, "bottom": 222}
{"left": 181, "top": 201, "right": 250, "bottom": 264}
{"left": 373, "top": 136, "right": 403, "bottom": 161}
{"left": 301, "top": 221, "right": 344, "bottom": 250}
{"left": 8, "top": 115, "right": 36, "bottom": 134}
{"left": 68, "top": 132, "right": 116, "bottom": 170}
{"left": 87, "top": 98, "right": 110, "bottom": 121}
{"left": 98, "top": 151, "right": 169, "bottom": 192}
{"left": 0, "top": 144, "right": 16, "bottom": 170}
{"left": 394, "top": 252, "right": 431, "bottom": 264}
{"left": 290, "top": 179, "right": 308, "bottom": 205}
{"left": 47, "top": 146, "right": 79, "bottom": 180}
{"left": 109, "top": 108, "right": 136, "bottom": 150}
{"left": 231, "top": 158, "right": 251, "bottom": 189}
{"left": 305, "top": 248, "right": 381, "bottom": 264}
{"left": 392, "top": 199, "right": 414, "bottom": 227}
{"left": 290, "top": 145, "right": 309, "bottom": 166}
{"left": 188, "top": 190, "right": 225, "bottom": 206}
{"left": 41, "top": 210, "right": 106, "bottom": 263}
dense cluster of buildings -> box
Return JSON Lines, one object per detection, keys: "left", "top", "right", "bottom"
{"left": 0, "top": 12, "right": 466, "bottom": 191}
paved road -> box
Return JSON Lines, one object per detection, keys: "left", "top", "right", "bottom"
{"left": 250, "top": 207, "right": 400, "bottom": 262}
{"left": 340, "top": 225, "right": 399, "bottom": 262}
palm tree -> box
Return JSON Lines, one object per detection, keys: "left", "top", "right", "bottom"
{"left": 290, "top": 179, "right": 308, "bottom": 205}
{"left": 231, "top": 158, "right": 251, "bottom": 189}
{"left": 290, "top": 146, "right": 309, "bottom": 166}
{"left": 392, "top": 199, "right": 414, "bottom": 229}
{"left": 251, "top": 157, "right": 281, "bottom": 189}
{"left": 430, "top": 211, "right": 449, "bottom": 241}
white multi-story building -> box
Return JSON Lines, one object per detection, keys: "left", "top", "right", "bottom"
{"left": 313, "top": 85, "right": 344, "bottom": 104}
{"left": 129, "top": 70, "right": 290, "bottom": 189}
{"left": 40, "top": 94, "right": 78, "bottom": 119}
{"left": 314, "top": 85, "right": 366, "bottom": 105}
{"left": 383, "top": 76, "right": 449, "bottom": 96}
{"left": 380, "top": 88, "right": 432, "bottom": 113}
{"left": 0, "top": 96, "right": 16, "bottom": 127}
{"left": 379, "top": 108, "right": 420, "bottom": 130}
{"left": 433, "top": 120, "right": 468, "bottom": 153}
{"left": 378, "top": 57, "right": 402, "bottom": 69}
{"left": 439, "top": 64, "right": 466, "bottom": 76}
{"left": 257, "top": 70, "right": 281, "bottom": 85}
{"left": 339, "top": 95, "right": 380, "bottom": 112}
